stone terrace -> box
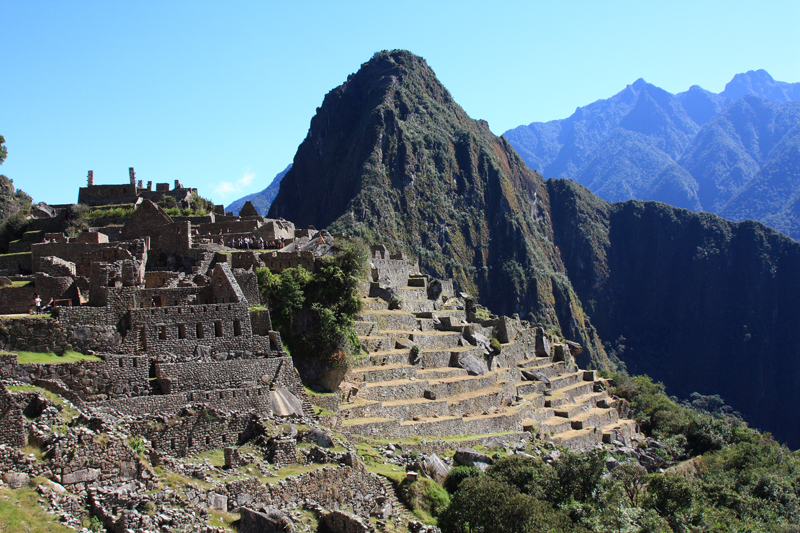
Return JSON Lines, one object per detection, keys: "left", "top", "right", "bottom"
{"left": 338, "top": 252, "right": 638, "bottom": 450}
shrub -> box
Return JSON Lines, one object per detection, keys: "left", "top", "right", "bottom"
{"left": 443, "top": 465, "right": 482, "bottom": 494}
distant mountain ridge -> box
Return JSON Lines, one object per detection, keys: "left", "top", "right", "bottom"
{"left": 504, "top": 70, "right": 800, "bottom": 240}
{"left": 226, "top": 164, "right": 292, "bottom": 216}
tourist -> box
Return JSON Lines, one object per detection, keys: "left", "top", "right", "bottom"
{"left": 34, "top": 294, "right": 42, "bottom": 315}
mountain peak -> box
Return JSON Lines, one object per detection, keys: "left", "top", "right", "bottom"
{"left": 721, "top": 69, "right": 800, "bottom": 103}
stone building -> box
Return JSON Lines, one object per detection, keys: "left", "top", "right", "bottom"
{"left": 77, "top": 168, "right": 198, "bottom": 207}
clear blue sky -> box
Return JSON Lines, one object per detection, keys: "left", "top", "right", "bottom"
{"left": 2, "top": 1, "right": 798, "bottom": 207}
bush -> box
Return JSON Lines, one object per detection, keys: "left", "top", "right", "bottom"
{"left": 486, "top": 454, "right": 556, "bottom": 500}
{"left": 443, "top": 465, "right": 482, "bottom": 494}
{"left": 489, "top": 337, "right": 502, "bottom": 354}
{"left": 438, "top": 477, "right": 587, "bottom": 533}
{"left": 400, "top": 477, "right": 450, "bottom": 522}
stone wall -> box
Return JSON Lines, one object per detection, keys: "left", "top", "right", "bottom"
{"left": 0, "top": 284, "right": 37, "bottom": 314}
{"left": 259, "top": 251, "right": 315, "bottom": 273}
{"left": 77, "top": 184, "right": 139, "bottom": 206}
{"left": 221, "top": 462, "right": 389, "bottom": 519}
{"left": 124, "top": 302, "right": 267, "bottom": 358}
{"left": 31, "top": 240, "right": 146, "bottom": 279}
{"left": 97, "top": 384, "right": 275, "bottom": 417}
{"left": 155, "top": 357, "right": 293, "bottom": 394}
{"left": 39, "top": 256, "right": 76, "bottom": 277}
{"left": 233, "top": 269, "right": 261, "bottom": 306}
{"left": 129, "top": 408, "right": 256, "bottom": 457}
{"left": 0, "top": 252, "right": 32, "bottom": 276}
{"left": 0, "top": 354, "right": 149, "bottom": 402}
{"left": 0, "top": 317, "right": 122, "bottom": 355}
{"left": 0, "top": 383, "right": 24, "bottom": 447}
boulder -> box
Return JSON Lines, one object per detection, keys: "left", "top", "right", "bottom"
{"left": 0, "top": 277, "right": 11, "bottom": 287}
{"left": 535, "top": 327, "right": 551, "bottom": 357}
{"left": 208, "top": 492, "right": 228, "bottom": 512}
{"left": 269, "top": 387, "right": 304, "bottom": 417}
{"left": 423, "top": 453, "right": 451, "bottom": 484}
{"left": 193, "top": 345, "right": 213, "bottom": 361}
{"left": 238, "top": 507, "right": 294, "bottom": 533}
{"left": 427, "top": 279, "right": 443, "bottom": 300}
{"left": 306, "top": 428, "right": 333, "bottom": 448}
{"left": 521, "top": 369, "right": 550, "bottom": 386}
{"left": 453, "top": 448, "right": 494, "bottom": 469}
{"left": 61, "top": 468, "right": 100, "bottom": 485}
{"left": 323, "top": 510, "right": 369, "bottom": 533}
{"left": 459, "top": 354, "right": 487, "bottom": 376}
{"left": 2, "top": 472, "right": 29, "bottom": 489}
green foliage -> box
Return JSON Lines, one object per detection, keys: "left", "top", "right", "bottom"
{"left": 128, "top": 436, "right": 145, "bottom": 456}
{"left": 0, "top": 134, "right": 6, "bottom": 165}
{"left": 489, "top": 336, "right": 502, "bottom": 354}
{"left": 400, "top": 477, "right": 450, "bottom": 523}
{"left": 438, "top": 476, "right": 587, "bottom": 533}
{"left": 486, "top": 455, "right": 556, "bottom": 501}
{"left": 256, "top": 239, "right": 367, "bottom": 366}
{"left": 83, "top": 205, "right": 135, "bottom": 219}
{"left": 410, "top": 344, "right": 421, "bottom": 359}
{"left": 443, "top": 465, "right": 482, "bottom": 494}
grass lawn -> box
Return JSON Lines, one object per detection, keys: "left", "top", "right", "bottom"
{"left": 0, "top": 486, "right": 73, "bottom": 533}
{"left": 9, "top": 350, "right": 102, "bottom": 364}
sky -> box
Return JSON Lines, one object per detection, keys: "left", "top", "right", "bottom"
{"left": 2, "top": 1, "right": 799, "bottom": 207}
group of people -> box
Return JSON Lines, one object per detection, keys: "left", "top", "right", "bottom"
{"left": 33, "top": 294, "right": 54, "bottom": 315}
{"left": 224, "top": 236, "right": 285, "bottom": 250}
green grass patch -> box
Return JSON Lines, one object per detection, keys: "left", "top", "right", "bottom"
{"left": 209, "top": 509, "right": 240, "bottom": 531}
{"left": 313, "top": 405, "right": 336, "bottom": 416}
{"left": 0, "top": 251, "right": 31, "bottom": 258}
{"left": 11, "top": 350, "right": 101, "bottom": 364}
{"left": 10, "top": 280, "right": 33, "bottom": 288}
{"left": 190, "top": 448, "right": 226, "bottom": 468}
{"left": 0, "top": 486, "right": 74, "bottom": 533}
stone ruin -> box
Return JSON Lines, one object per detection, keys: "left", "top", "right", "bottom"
{"left": 0, "top": 175, "right": 643, "bottom": 532}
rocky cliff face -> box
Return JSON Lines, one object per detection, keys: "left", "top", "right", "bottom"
{"left": 548, "top": 178, "right": 800, "bottom": 448}
{"left": 269, "top": 50, "right": 607, "bottom": 366}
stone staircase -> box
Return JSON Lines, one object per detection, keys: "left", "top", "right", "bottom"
{"left": 338, "top": 271, "right": 638, "bottom": 450}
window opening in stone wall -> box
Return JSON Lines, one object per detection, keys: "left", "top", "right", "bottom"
{"left": 119, "top": 359, "right": 124, "bottom": 368}
{"left": 206, "top": 436, "right": 210, "bottom": 445}
{"left": 171, "top": 439, "right": 176, "bottom": 449}
{"left": 216, "top": 305, "right": 220, "bottom": 311}
{"left": 228, "top": 304, "right": 232, "bottom": 310}
{"left": 178, "top": 308, "right": 182, "bottom": 314}
{"left": 196, "top": 323, "right": 204, "bottom": 339}
{"left": 159, "top": 326, "right": 166, "bottom": 340}
{"left": 178, "top": 324, "right": 186, "bottom": 339}
{"left": 215, "top": 321, "right": 223, "bottom": 337}
{"left": 233, "top": 320, "right": 241, "bottom": 336}
{"left": 187, "top": 437, "right": 193, "bottom": 448}
{"left": 132, "top": 358, "right": 138, "bottom": 368}
{"left": 222, "top": 434, "right": 227, "bottom": 444}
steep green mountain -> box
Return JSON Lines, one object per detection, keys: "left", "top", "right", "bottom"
{"left": 505, "top": 72, "right": 800, "bottom": 240}
{"left": 268, "top": 50, "right": 607, "bottom": 364}
{"left": 226, "top": 164, "right": 292, "bottom": 215}
{"left": 548, "top": 178, "right": 800, "bottom": 448}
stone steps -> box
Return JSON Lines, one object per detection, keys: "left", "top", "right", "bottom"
{"left": 355, "top": 321, "right": 378, "bottom": 336}
{"left": 408, "top": 331, "right": 463, "bottom": 350}
{"left": 553, "top": 403, "right": 591, "bottom": 419}
{"left": 545, "top": 381, "right": 598, "bottom": 407}
{"left": 550, "top": 427, "right": 601, "bottom": 450}
{"left": 356, "top": 311, "right": 421, "bottom": 331}
{"left": 349, "top": 363, "right": 418, "bottom": 383}
{"left": 445, "top": 382, "right": 509, "bottom": 417}
{"left": 355, "top": 350, "right": 411, "bottom": 367}
{"left": 417, "top": 367, "right": 468, "bottom": 380}
{"left": 602, "top": 419, "right": 639, "bottom": 445}
{"left": 540, "top": 416, "right": 575, "bottom": 435}
{"left": 517, "top": 361, "right": 569, "bottom": 378}
{"left": 358, "top": 335, "right": 394, "bottom": 353}
{"left": 361, "top": 297, "right": 389, "bottom": 311}
{"left": 361, "top": 379, "right": 430, "bottom": 402}
{"left": 570, "top": 407, "right": 619, "bottom": 430}
{"left": 405, "top": 300, "right": 435, "bottom": 313}
{"left": 515, "top": 380, "right": 547, "bottom": 397}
